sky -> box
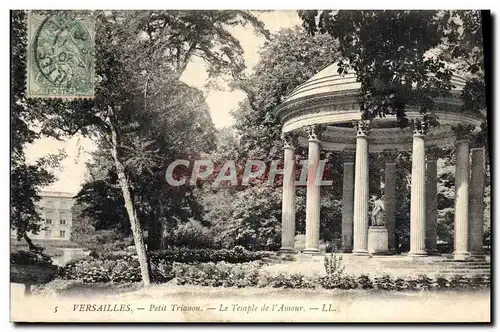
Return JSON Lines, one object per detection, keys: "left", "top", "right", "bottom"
{"left": 24, "top": 11, "right": 301, "bottom": 195}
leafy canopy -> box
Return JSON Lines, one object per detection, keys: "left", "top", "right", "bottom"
{"left": 299, "top": 10, "right": 455, "bottom": 128}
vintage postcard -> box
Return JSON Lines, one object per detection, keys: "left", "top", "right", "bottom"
{"left": 10, "top": 9, "right": 491, "bottom": 323}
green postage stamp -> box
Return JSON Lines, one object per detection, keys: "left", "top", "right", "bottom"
{"left": 26, "top": 12, "right": 95, "bottom": 99}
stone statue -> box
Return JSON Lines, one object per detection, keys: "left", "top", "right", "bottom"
{"left": 370, "top": 194, "right": 386, "bottom": 226}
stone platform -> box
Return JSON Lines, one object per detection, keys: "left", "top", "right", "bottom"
{"left": 262, "top": 253, "right": 491, "bottom": 279}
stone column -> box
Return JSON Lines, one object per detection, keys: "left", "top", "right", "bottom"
{"left": 409, "top": 124, "right": 427, "bottom": 256}
{"left": 383, "top": 150, "right": 398, "bottom": 254}
{"left": 340, "top": 150, "right": 355, "bottom": 253}
{"left": 425, "top": 147, "right": 439, "bottom": 255}
{"left": 352, "top": 120, "right": 370, "bottom": 255}
{"left": 304, "top": 125, "right": 321, "bottom": 254}
{"left": 454, "top": 136, "right": 471, "bottom": 261}
{"left": 469, "top": 147, "right": 486, "bottom": 258}
{"left": 280, "top": 133, "right": 297, "bottom": 253}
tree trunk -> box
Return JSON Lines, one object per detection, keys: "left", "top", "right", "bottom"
{"left": 107, "top": 112, "right": 151, "bottom": 287}
{"left": 24, "top": 284, "right": 32, "bottom": 296}
{"left": 147, "top": 209, "right": 161, "bottom": 251}
{"left": 23, "top": 234, "right": 43, "bottom": 253}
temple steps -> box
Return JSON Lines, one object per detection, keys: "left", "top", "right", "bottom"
{"left": 261, "top": 253, "right": 491, "bottom": 279}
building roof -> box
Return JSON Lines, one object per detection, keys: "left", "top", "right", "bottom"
{"left": 40, "top": 191, "right": 75, "bottom": 198}
{"left": 282, "top": 63, "right": 467, "bottom": 105}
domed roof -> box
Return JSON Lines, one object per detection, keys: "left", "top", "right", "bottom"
{"left": 283, "top": 63, "right": 467, "bottom": 105}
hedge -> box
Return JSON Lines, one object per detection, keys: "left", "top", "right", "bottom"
{"left": 11, "top": 251, "right": 58, "bottom": 284}
{"left": 59, "top": 246, "right": 269, "bottom": 283}
{"left": 60, "top": 259, "right": 491, "bottom": 290}
{"left": 59, "top": 252, "right": 491, "bottom": 291}
{"left": 148, "top": 246, "right": 268, "bottom": 264}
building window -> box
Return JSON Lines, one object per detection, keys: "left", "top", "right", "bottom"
{"left": 59, "top": 230, "right": 66, "bottom": 238}
{"left": 45, "top": 230, "right": 51, "bottom": 237}
{"left": 59, "top": 211, "right": 68, "bottom": 225}
{"left": 45, "top": 210, "right": 54, "bottom": 224}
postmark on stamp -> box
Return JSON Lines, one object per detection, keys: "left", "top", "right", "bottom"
{"left": 26, "top": 12, "right": 95, "bottom": 99}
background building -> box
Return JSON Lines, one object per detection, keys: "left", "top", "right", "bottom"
{"left": 30, "top": 191, "right": 75, "bottom": 241}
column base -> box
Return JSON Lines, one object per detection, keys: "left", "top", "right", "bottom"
{"left": 340, "top": 247, "right": 353, "bottom": 253}
{"left": 467, "top": 253, "right": 486, "bottom": 262}
{"left": 352, "top": 249, "right": 370, "bottom": 256}
{"left": 453, "top": 251, "right": 472, "bottom": 261}
{"left": 279, "top": 247, "right": 296, "bottom": 254}
{"left": 408, "top": 250, "right": 428, "bottom": 257}
{"left": 303, "top": 248, "right": 321, "bottom": 255}
{"left": 426, "top": 249, "right": 440, "bottom": 256}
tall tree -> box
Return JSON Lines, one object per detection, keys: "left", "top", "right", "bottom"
{"left": 299, "top": 10, "right": 455, "bottom": 129}
{"left": 200, "top": 27, "right": 343, "bottom": 248}
{"left": 12, "top": 10, "right": 268, "bottom": 286}
{"left": 234, "top": 26, "right": 339, "bottom": 161}
{"left": 86, "top": 10, "right": 267, "bottom": 285}
{"left": 76, "top": 81, "right": 216, "bottom": 251}
{"left": 11, "top": 10, "right": 98, "bottom": 252}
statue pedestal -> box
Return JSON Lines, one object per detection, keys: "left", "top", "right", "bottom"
{"left": 368, "top": 226, "right": 389, "bottom": 255}
{"left": 294, "top": 234, "right": 305, "bottom": 252}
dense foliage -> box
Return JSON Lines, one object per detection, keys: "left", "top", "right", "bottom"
{"left": 198, "top": 27, "right": 343, "bottom": 250}
{"left": 10, "top": 251, "right": 58, "bottom": 285}
{"left": 59, "top": 246, "right": 269, "bottom": 283}
{"left": 10, "top": 11, "right": 93, "bottom": 251}
{"left": 14, "top": 10, "right": 490, "bottom": 270}
{"left": 60, "top": 253, "right": 490, "bottom": 290}
{"left": 299, "top": 10, "right": 458, "bottom": 129}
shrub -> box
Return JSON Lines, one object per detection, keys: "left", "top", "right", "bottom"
{"left": 338, "top": 274, "right": 358, "bottom": 289}
{"left": 415, "top": 274, "right": 433, "bottom": 291}
{"left": 435, "top": 275, "right": 449, "bottom": 289}
{"left": 404, "top": 276, "right": 418, "bottom": 291}
{"left": 59, "top": 248, "right": 491, "bottom": 292}
{"left": 469, "top": 275, "right": 485, "bottom": 289}
{"left": 148, "top": 247, "right": 267, "bottom": 264}
{"left": 374, "top": 274, "right": 394, "bottom": 291}
{"left": 484, "top": 274, "right": 491, "bottom": 286}
{"left": 172, "top": 261, "right": 262, "bottom": 287}
{"left": 11, "top": 250, "right": 58, "bottom": 285}
{"left": 357, "top": 274, "right": 373, "bottom": 289}
{"left": 150, "top": 259, "right": 175, "bottom": 283}
{"left": 165, "top": 220, "right": 216, "bottom": 249}
{"left": 394, "top": 277, "right": 405, "bottom": 291}
{"left": 321, "top": 254, "right": 349, "bottom": 289}
{"left": 449, "top": 274, "right": 465, "bottom": 288}
{"left": 324, "top": 254, "right": 345, "bottom": 276}
{"left": 320, "top": 274, "right": 357, "bottom": 290}
{"left": 11, "top": 250, "right": 53, "bottom": 266}
{"left": 59, "top": 255, "right": 142, "bottom": 283}
{"left": 267, "top": 273, "right": 316, "bottom": 289}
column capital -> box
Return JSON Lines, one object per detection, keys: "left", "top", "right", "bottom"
{"left": 353, "top": 120, "right": 371, "bottom": 137}
{"left": 426, "top": 146, "right": 441, "bottom": 161}
{"left": 382, "top": 149, "right": 399, "bottom": 164}
{"left": 470, "top": 146, "right": 486, "bottom": 154}
{"left": 281, "top": 132, "right": 298, "bottom": 149}
{"left": 307, "top": 125, "right": 325, "bottom": 142}
{"left": 341, "top": 149, "right": 356, "bottom": 164}
{"left": 452, "top": 124, "right": 475, "bottom": 142}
